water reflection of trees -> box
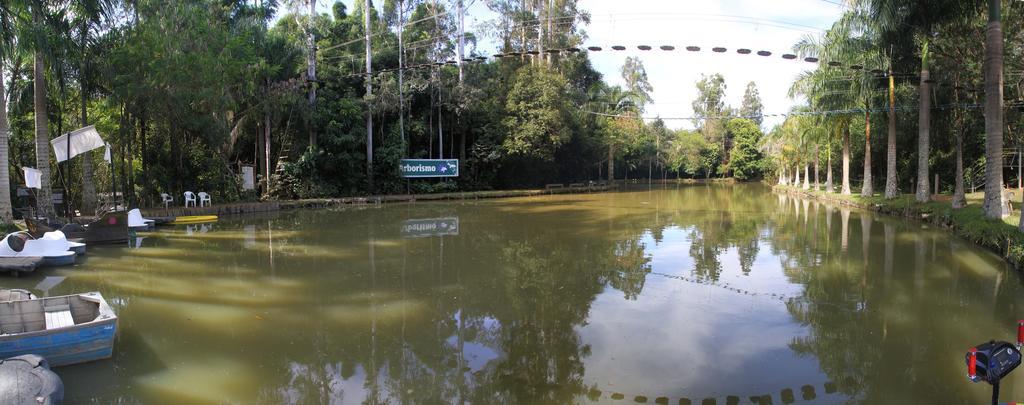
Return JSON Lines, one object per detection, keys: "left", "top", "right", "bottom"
{"left": 254, "top": 185, "right": 793, "bottom": 403}
{"left": 242, "top": 186, "right": 788, "bottom": 403}
{"left": 774, "top": 193, "right": 1024, "bottom": 403}
{"left": 78, "top": 186, "right": 1024, "bottom": 403}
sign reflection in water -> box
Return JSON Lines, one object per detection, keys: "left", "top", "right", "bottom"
{"left": 400, "top": 217, "right": 459, "bottom": 238}
{"left": 4, "top": 184, "right": 1021, "bottom": 404}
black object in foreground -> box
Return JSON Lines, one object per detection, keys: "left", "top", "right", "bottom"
{"left": 0, "top": 355, "right": 64, "bottom": 404}
{"left": 965, "top": 321, "right": 1024, "bottom": 405}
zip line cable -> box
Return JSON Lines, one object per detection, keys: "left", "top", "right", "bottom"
{"left": 311, "top": 8, "right": 1009, "bottom": 94}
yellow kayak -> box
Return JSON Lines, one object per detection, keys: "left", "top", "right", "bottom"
{"left": 170, "top": 215, "right": 219, "bottom": 225}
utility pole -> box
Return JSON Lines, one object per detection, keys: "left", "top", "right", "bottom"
{"left": 307, "top": 0, "right": 317, "bottom": 148}
{"left": 398, "top": 0, "right": 406, "bottom": 148}
{"left": 365, "top": 0, "right": 374, "bottom": 187}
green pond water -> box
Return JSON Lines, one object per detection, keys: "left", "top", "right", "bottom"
{"left": 5, "top": 183, "right": 1024, "bottom": 404}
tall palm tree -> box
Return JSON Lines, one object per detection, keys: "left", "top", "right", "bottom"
{"left": 982, "top": 0, "right": 1004, "bottom": 218}
{"left": 0, "top": 3, "right": 17, "bottom": 223}
{"left": 26, "top": 0, "right": 55, "bottom": 217}
{"left": 868, "top": 0, "right": 983, "bottom": 203}
{"left": 71, "top": 0, "right": 108, "bottom": 214}
{"left": 884, "top": 61, "right": 898, "bottom": 199}
{"left": 791, "top": 14, "right": 874, "bottom": 196}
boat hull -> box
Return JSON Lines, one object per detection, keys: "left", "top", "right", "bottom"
{"left": 0, "top": 257, "right": 43, "bottom": 274}
{"left": 27, "top": 212, "right": 129, "bottom": 245}
{"left": 40, "top": 253, "right": 75, "bottom": 267}
{"left": 68, "top": 244, "right": 86, "bottom": 255}
{"left": 0, "top": 318, "right": 116, "bottom": 367}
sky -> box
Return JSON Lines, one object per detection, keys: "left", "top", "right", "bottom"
{"left": 297, "top": 0, "right": 846, "bottom": 130}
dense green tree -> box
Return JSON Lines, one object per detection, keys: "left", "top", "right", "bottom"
{"left": 501, "top": 66, "right": 572, "bottom": 161}
{"left": 725, "top": 118, "right": 766, "bottom": 180}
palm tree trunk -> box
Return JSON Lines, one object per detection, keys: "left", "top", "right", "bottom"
{"left": 916, "top": 47, "right": 931, "bottom": 203}
{"left": 803, "top": 163, "right": 810, "bottom": 190}
{"left": 885, "top": 69, "right": 898, "bottom": 199}
{"left": 814, "top": 144, "right": 820, "bottom": 191}
{"left": 862, "top": 109, "right": 873, "bottom": 197}
{"left": 80, "top": 22, "right": 96, "bottom": 214}
{"left": 794, "top": 163, "right": 800, "bottom": 187}
{"left": 33, "top": 46, "right": 55, "bottom": 217}
{"left": 982, "top": 0, "right": 1005, "bottom": 218}
{"left": 0, "top": 66, "right": 14, "bottom": 222}
{"left": 842, "top": 121, "right": 851, "bottom": 195}
{"left": 826, "top": 137, "right": 833, "bottom": 192}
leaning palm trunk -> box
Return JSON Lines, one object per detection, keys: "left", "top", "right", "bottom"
{"left": 862, "top": 109, "right": 873, "bottom": 197}
{"left": 982, "top": 0, "right": 1005, "bottom": 218}
{"left": 33, "top": 49, "right": 55, "bottom": 218}
{"left": 916, "top": 49, "right": 931, "bottom": 203}
{"left": 884, "top": 71, "right": 898, "bottom": 199}
{"left": 842, "top": 122, "right": 851, "bottom": 195}
{"left": 0, "top": 67, "right": 14, "bottom": 222}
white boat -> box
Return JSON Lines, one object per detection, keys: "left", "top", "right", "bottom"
{"left": 0, "top": 232, "right": 77, "bottom": 267}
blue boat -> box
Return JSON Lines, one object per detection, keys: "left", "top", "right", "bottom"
{"left": 0, "top": 292, "right": 117, "bottom": 367}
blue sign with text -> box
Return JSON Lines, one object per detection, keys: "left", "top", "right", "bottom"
{"left": 400, "top": 159, "right": 459, "bottom": 178}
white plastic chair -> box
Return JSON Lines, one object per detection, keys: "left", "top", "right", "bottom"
{"left": 183, "top": 191, "right": 197, "bottom": 207}
{"left": 160, "top": 193, "right": 174, "bottom": 208}
{"left": 198, "top": 192, "right": 212, "bottom": 207}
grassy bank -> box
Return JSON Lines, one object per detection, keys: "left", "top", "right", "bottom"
{"left": 773, "top": 185, "right": 1024, "bottom": 270}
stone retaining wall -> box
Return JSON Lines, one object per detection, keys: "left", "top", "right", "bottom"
{"left": 142, "top": 185, "right": 611, "bottom": 217}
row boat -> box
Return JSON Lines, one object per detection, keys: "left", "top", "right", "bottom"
{"left": 0, "top": 292, "right": 117, "bottom": 367}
